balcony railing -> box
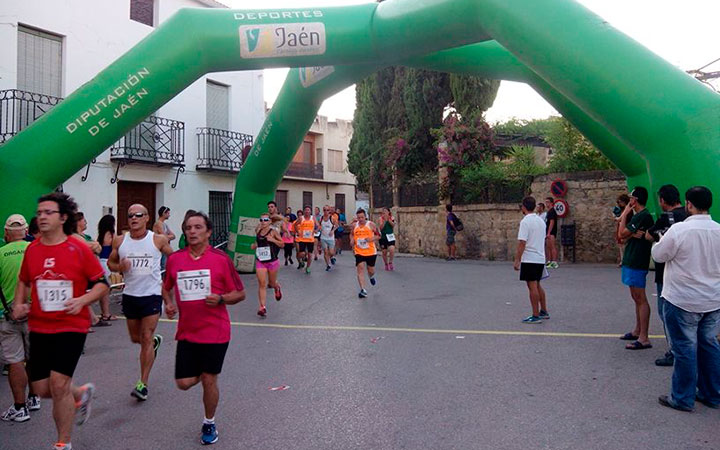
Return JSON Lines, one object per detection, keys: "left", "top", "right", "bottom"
{"left": 286, "top": 161, "right": 324, "bottom": 179}
{"left": 111, "top": 116, "right": 185, "bottom": 166}
{"left": 196, "top": 127, "right": 253, "bottom": 172}
{"left": 0, "top": 89, "right": 63, "bottom": 144}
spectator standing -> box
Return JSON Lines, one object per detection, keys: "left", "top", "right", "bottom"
{"left": 446, "top": 205, "right": 458, "bottom": 261}
{"left": 652, "top": 186, "right": 720, "bottom": 412}
{"left": 544, "top": 197, "right": 559, "bottom": 268}
{"left": 645, "top": 185, "right": 687, "bottom": 367}
{"left": 614, "top": 194, "right": 632, "bottom": 266}
{"left": 0, "top": 214, "right": 40, "bottom": 422}
{"left": 618, "top": 187, "right": 655, "bottom": 350}
{"left": 153, "top": 206, "right": 176, "bottom": 243}
{"left": 95, "top": 215, "right": 118, "bottom": 323}
{"left": 514, "top": 197, "right": 550, "bottom": 324}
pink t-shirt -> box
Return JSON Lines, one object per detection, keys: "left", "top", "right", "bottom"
{"left": 163, "top": 248, "right": 244, "bottom": 344}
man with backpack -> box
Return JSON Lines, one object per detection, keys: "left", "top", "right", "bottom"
{"left": 446, "top": 205, "right": 463, "bottom": 261}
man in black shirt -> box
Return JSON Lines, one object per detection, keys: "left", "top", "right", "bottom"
{"left": 544, "top": 197, "right": 559, "bottom": 268}
{"left": 645, "top": 185, "right": 688, "bottom": 366}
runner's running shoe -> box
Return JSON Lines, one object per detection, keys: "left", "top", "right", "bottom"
{"left": 522, "top": 316, "right": 543, "bottom": 324}
{"left": 257, "top": 307, "right": 267, "bottom": 317}
{"left": 331, "top": 257, "right": 336, "bottom": 265}
{"left": 274, "top": 284, "right": 282, "bottom": 301}
{"left": 539, "top": 310, "right": 550, "bottom": 320}
{"left": 389, "top": 263, "right": 394, "bottom": 271}
{"left": 305, "top": 267, "right": 311, "bottom": 274}
{"left": 370, "top": 277, "right": 376, "bottom": 286}
{"left": 358, "top": 289, "right": 368, "bottom": 299}
{"left": 1, "top": 404, "right": 30, "bottom": 422}
{"left": 153, "top": 334, "right": 163, "bottom": 359}
{"left": 326, "top": 265, "right": 331, "bottom": 272}
{"left": 131, "top": 381, "right": 148, "bottom": 401}
{"left": 52, "top": 443, "right": 72, "bottom": 450}
{"left": 201, "top": 423, "right": 219, "bottom": 445}
{"left": 26, "top": 395, "right": 41, "bottom": 411}
{"left": 75, "top": 383, "right": 95, "bottom": 425}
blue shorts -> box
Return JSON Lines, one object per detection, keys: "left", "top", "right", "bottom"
{"left": 621, "top": 266, "right": 648, "bottom": 288}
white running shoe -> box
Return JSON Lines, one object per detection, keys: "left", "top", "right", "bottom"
{"left": 26, "top": 395, "right": 41, "bottom": 411}
{"left": 75, "top": 383, "right": 96, "bottom": 425}
{"left": 1, "top": 404, "right": 30, "bottom": 422}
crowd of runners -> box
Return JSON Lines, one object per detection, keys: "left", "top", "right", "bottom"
{"left": 0, "top": 184, "right": 718, "bottom": 449}
{"left": 0, "top": 193, "right": 401, "bottom": 449}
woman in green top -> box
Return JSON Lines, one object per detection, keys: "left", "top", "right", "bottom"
{"left": 379, "top": 207, "right": 396, "bottom": 271}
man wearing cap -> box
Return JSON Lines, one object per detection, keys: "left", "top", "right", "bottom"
{"left": 618, "top": 187, "right": 656, "bottom": 350}
{"left": 0, "top": 214, "right": 40, "bottom": 422}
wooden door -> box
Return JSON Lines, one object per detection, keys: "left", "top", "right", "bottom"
{"left": 117, "top": 181, "right": 156, "bottom": 233}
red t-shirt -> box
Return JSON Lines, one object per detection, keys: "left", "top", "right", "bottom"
{"left": 163, "top": 248, "right": 244, "bottom": 344}
{"left": 19, "top": 237, "right": 105, "bottom": 334}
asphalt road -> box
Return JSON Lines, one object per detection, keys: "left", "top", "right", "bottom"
{"left": 2, "top": 254, "right": 718, "bottom": 450}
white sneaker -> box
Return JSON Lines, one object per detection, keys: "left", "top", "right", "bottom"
{"left": 75, "top": 383, "right": 95, "bottom": 425}
{"left": 52, "top": 443, "right": 72, "bottom": 450}
{"left": 26, "top": 395, "right": 41, "bottom": 411}
{"left": 1, "top": 404, "right": 30, "bottom": 422}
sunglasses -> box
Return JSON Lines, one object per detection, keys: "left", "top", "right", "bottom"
{"left": 128, "top": 212, "right": 146, "bottom": 219}
{"left": 259, "top": 217, "right": 271, "bottom": 222}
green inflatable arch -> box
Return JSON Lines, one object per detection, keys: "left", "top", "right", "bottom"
{"left": 0, "top": 0, "right": 717, "bottom": 271}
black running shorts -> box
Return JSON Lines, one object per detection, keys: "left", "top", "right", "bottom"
{"left": 122, "top": 294, "right": 162, "bottom": 320}
{"left": 379, "top": 237, "right": 396, "bottom": 250}
{"left": 27, "top": 332, "right": 87, "bottom": 381}
{"left": 298, "top": 242, "right": 314, "bottom": 253}
{"left": 355, "top": 254, "right": 377, "bottom": 267}
{"left": 175, "top": 340, "right": 229, "bottom": 379}
{"left": 520, "top": 263, "right": 544, "bottom": 282}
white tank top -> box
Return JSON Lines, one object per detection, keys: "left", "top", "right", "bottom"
{"left": 321, "top": 217, "right": 334, "bottom": 239}
{"left": 118, "top": 231, "right": 162, "bottom": 296}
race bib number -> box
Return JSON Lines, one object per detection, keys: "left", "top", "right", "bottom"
{"left": 128, "top": 254, "right": 152, "bottom": 275}
{"left": 36, "top": 280, "right": 73, "bottom": 312}
{"left": 303, "top": 230, "right": 313, "bottom": 239}
{"left": 357, "top": 238, "right": 369, "bottom": 249}
{"left": 177, "top": 270, "right": 211, "bottom": 302}
{"left": 385, "top": 233, "right": 396, "bottom": 242}
{"left": 256, "top": 246, "right": 272, "bottom": 262}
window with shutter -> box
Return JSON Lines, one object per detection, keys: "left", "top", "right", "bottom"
{"left": 328, "top": 149, "right": 344, "bottom": 172}
{"left": 206, "top": 80, "right": 230, "bottom": 130}
{"left": 17, "top": 26, "right": 63, "bottom": 97}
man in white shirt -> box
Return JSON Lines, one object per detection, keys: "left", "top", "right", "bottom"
{"left": 514, "top": 197, "right": 549, "bottom": 324}
{"left": 651, "top": 186, "right": 720, "bottom": 412}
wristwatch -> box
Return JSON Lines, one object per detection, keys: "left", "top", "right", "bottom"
{"left": 218, "top": 295, "right": 224, "bottom": 305}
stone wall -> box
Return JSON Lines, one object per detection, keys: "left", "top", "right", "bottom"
{"left": 375, "top": 170, "right": 628, "bottom": 263}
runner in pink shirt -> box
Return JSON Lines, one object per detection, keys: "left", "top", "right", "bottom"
{"left": 162, "top": 212, "right": 245, "bottom": 446}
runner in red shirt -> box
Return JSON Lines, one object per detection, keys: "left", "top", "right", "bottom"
{"left": 11, "top": 193, "right": 109, "bottom": 450}
{"left": 162, "top": 211, "right": 245, "bottom": 446}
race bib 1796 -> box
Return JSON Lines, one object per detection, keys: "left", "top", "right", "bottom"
{"left": 177, "top": 270, "right": 211, "bottom": 302}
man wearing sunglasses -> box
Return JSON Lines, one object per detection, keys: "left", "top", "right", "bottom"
{"left": 108, "top": 204, "right": 172, "bottom": 401}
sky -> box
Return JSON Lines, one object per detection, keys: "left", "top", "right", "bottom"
{"left": 228, "top": 0, "right": 720, "bottom": 124}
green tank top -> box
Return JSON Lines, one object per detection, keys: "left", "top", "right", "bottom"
{"left": 381, "top": 220, "right": 394, "bottom": 237}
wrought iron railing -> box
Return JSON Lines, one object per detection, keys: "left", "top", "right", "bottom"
{"left": 196, "top": 127, "right": 253, "bottom": 172}
{"left": 110, "top": 116, "right": 185, "bottom": 166}
{"left": 286, "top": 161, "right": 324, "bottom": 179}
{"left": 0, "top": 89, "right": 63, "bottom": 144}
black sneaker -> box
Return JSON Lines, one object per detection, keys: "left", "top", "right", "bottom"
{"left": 153, "top": 335, "right": 163, "bottom": 359}
{"left": 131, "top": 381, "right": 148, "bottom": 401}
{"left": 655, "top": 351, "right": 674, "bottom": 367}
{"left": 370, "top": 277, "right": 376, "bottom": 286}
{"left": 539, "top": 310, "right": 550, "bottom": 320}
{"left": 358, "top": 289, "right": 368, "bottom": 299}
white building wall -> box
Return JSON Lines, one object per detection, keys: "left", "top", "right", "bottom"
{"left": 0, "top": 0, "right": 264, "bottom": 244}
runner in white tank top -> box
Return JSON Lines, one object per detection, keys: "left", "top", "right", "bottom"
{"left": 320, "top": 206, "right": 338, "bottom": 271}
{"left": 108, "top": 204, "right": 172, "bottom": 401}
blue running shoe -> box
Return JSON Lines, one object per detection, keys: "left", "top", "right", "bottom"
{"left": 331, "top": 257, "right": 336, "bottom": 265}
{"left": 522, "top": 315, "right": 542, "bottom": 324}
{"left": 538, "top": 310, "right": 550, "bottom": 320}
{"left": 369, "top": 277, "right": 376, "bottom": 286}
{"left": 201, "top": 423, "right": 218, "bottom": 445}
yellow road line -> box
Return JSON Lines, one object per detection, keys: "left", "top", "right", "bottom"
{"left": 152, "top": 318, "right": 666, "bottom": 340}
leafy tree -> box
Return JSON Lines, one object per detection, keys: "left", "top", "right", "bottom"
{"left": 544, "top": 118, "right": 615, "bottom": 172}
{"left": 450, "top": 75, "right": 500, "bottom": 121}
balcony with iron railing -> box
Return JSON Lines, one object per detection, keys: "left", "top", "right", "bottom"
{"left": 1, "top": 89, "right": 185, "bottom": 169}
{"left": 285, "top": 161, "right": 324, "bottom": 179}
{"left": 196, "top": 127, "right": 253, "bottom": 173}
{"left": 110, "top": 115, "right": 185, "bottom": 167}
{"left": 0, "top": 89, "right": 63, "bottom": 144}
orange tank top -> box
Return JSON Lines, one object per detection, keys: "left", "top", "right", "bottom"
{"left": 297, "top": 217, "right": 315, "bottom": 243}
{"left": 353, "top": 222, "right": 377, "bottom": 256}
